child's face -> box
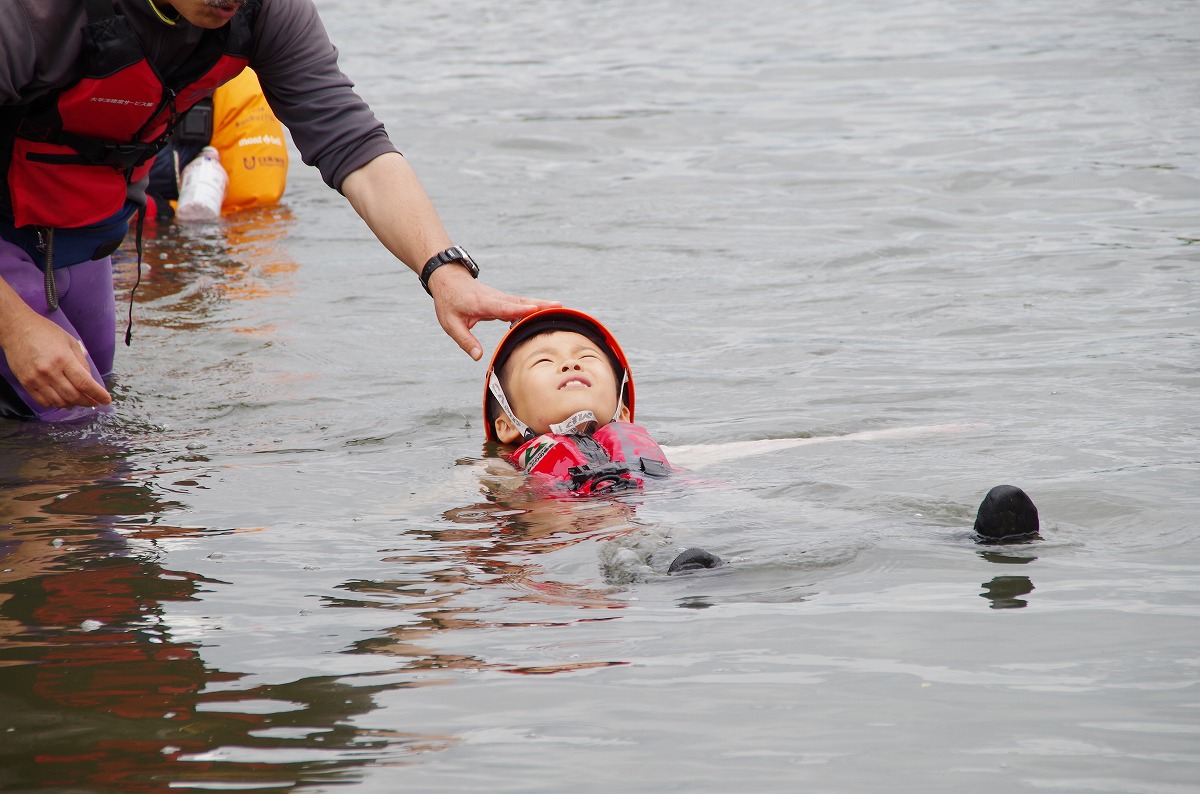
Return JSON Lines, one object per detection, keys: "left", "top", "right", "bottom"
{"left": 495, "top": 330, "right": 628, "bottom": 442}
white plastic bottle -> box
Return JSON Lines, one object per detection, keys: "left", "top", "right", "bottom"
{"left": 175, "top": 146, "right": 228, "bottom": 222}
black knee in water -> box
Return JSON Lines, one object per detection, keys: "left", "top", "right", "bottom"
{"left": 974, "top": 485, "right": 1039, "bottom": 541}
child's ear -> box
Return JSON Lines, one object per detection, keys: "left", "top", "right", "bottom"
{"left": 617, "top": 405, "right": 631, "bottom": 422}
{"left": 494, "top": 415, "right": 524, "bottom": 444}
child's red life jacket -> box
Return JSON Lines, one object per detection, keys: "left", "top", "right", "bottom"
{"left": 509, "top": 421, "right": 674, "bottom": 495}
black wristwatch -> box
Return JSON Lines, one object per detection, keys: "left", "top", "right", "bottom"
{"left": 419, "top": 246, "right": 479, "bottom": 296}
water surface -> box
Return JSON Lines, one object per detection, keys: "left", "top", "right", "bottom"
{"left": 2, "top": 1, "right": 1197, "bottom": 791}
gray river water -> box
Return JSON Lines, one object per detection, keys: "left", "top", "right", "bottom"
{"left": 2, "top": 0, "right": 1198, "bottom": 791}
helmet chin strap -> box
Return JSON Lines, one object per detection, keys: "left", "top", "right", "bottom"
{"left": 488, "top": 371, "right": 532, "bottom": 440}
{"left": 490, "top": 369, "right": 631, "bottom": 441}
{"left": 615, "top": 371, "right": 629, "bottom": 421}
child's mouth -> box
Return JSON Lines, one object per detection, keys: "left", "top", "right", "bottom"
{"left": 559, "top": 376, "right": 591, "bottom": 390}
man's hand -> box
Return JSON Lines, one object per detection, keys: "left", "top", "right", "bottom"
{"left": 0, "top": 311, "right": 110, "bottom": 410}
{"left": 428, "top": 264, "right": 559, "bottom": 360}
{"left": 341, "top": 153, "right": 560, "bottom": 360}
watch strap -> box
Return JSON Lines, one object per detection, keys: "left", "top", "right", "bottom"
{"left": 420, "top": 246, "right": 479, "bottom": 296}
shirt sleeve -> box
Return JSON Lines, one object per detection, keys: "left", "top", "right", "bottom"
{"left": 249, "top": 0, "right": 399, "bottom": 192}
{"left": 0, "top": 2, "right": 44, "bottom": 106}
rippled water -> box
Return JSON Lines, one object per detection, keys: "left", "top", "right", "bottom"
{"left": 2, "top": 1, "right": 1197, "bottom": 791}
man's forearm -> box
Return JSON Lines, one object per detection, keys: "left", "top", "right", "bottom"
{"left": 340, "top": 152, "right": 453, "bottom": 275}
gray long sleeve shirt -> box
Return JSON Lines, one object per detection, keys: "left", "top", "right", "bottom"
{"left": 0, "top": 0, "right": 398, "bottom": 191}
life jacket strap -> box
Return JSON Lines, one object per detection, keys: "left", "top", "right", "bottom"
{"left": 23, "top": 129, "right": 166, "bottom": 169}
{"left": 68, "top": 136, "right": 166, "bottom": 169}
{"left": 124, "top": 202, "right": 146, "bottom": 346}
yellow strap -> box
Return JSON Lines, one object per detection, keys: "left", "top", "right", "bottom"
{"left": 145, "top": 0, "right": 179, "bottom": 26}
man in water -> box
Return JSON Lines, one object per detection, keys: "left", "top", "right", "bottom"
{"left": 0, "top": 0, "right": 556, "bottom": 421}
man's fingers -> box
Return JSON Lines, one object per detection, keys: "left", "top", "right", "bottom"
{"left": 29, "top": 381, "right": 68, "bottom": 410}
{"left": 28, "top": 373, "right": 95, "bottom": 410}
{"left": 505, "top": 295, "right": 561, "bottom": 310}
{"left": 449, "top": 323, "right": 483, "bottom": 361}
{"left": 433, "top": 298, "right": 481, "bottom": 360}
{"left": 64, "top": 366, "right": 111, "bottom": 406}
{"left": 493, "top": 296, "right": 561, "bottom": 321}
{"left": 431, "top": 277, "right": 560, "bottom": 360}
{"left": 68, "top": 342, "right": 112, "bottom": 404}
{"left": 449, "top": 299, "right": 557, "bottom": 359}
{"left": 23, "top": 348, "right": 110, "bottom": 410}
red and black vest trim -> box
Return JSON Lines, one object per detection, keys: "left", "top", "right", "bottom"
{"left": 510, "top": 422, "right": 674, "bottom": 495}
{"left": 0, "top": 0, "right": 259, "bottom": 266}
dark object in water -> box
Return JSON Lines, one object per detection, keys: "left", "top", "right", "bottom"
{"left": 668, "top": 547, "right": 724, "bottom": 574}
{"left": 974, "top": 485, "right": 1040, "bottom": 541}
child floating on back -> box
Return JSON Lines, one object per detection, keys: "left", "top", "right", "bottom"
{"left": 483, "top": 308, "right": 673, "bottom": 496}
{"left": 482, "top": 308, "right": 1042, "bottom": 565}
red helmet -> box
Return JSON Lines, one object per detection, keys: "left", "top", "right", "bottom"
{"left": 483, "top": 308, "right": 634, "bottom": 443}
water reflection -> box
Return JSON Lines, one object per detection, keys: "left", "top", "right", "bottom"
{"left": 108, "top": 206, "right": 318, "bottom": 431}
{"left": 0, "top": 430, "right": 443, "bottom": 790}
{"left": 979, "top": 575, "right": 1035, "bottom": 610}
{"left": 978, "top": 550, "right": 1037, "bottom": 610}
{"left": 336, "top": 461, "right": 644, "bottom": 676}
{"left": 128, "top": 206, "right": 299, "bottom": 307}
{"left": 110, "top": 206, "right": 300, "bottom": 351}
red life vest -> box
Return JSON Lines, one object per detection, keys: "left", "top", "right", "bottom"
{"left": 1, "top": 0, "right": 256, "bottom": 237}
{"left": 509, "top": 421, "right": 675, "bottom": 494}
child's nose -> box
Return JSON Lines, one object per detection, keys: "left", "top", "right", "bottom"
{"left": 560, "top": 359, "right": 582, "bottom": 371}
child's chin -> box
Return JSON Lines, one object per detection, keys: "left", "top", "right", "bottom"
{"left": 561, "top": 400, "right": 614, "bottom": 418}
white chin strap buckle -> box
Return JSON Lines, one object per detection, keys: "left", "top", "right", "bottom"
{"left": 549, "top": 411, "right": 598, "bottom": 436}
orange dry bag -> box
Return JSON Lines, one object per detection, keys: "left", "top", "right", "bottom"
{"left": 209, "top": 69, "right": 289, "bottom": 214}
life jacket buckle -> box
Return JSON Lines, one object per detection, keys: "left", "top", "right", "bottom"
{"left": 103, "top": 142, "right": 157, "bottom": 169}
{"left": 568, "top": 461, "right": 633, "bottom": 493}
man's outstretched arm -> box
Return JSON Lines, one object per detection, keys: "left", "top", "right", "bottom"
{"left": 341, "top": 152, "right": 558, "bottom": 360}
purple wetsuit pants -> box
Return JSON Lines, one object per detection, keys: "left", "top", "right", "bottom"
{"left": 0, "top": 240, "right": 116, "bottom": 422}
